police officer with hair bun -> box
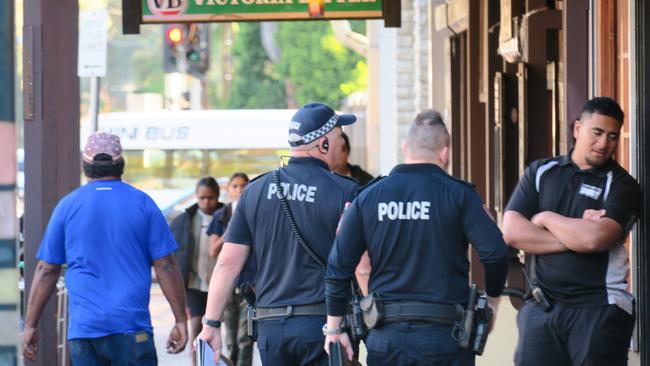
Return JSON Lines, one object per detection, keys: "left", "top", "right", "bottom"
{"left": 198, "top": 103, "right": 359, "bottom": 365}
{"left": 324, "top": 110, "right": 509, "bottom": 366}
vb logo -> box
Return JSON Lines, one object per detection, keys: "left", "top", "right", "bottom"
{"left": 148, "top": 0, "right": 189, "bottom": 16}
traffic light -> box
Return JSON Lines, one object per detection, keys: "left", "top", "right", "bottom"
{"left": 163, "top": 23, "right": 210, "bottom": 77}
{"left": 164, "top": 24, "right": 187, "bottom": 73}
{"left": 185, "top": 23, "right": 210, "bottom": 78}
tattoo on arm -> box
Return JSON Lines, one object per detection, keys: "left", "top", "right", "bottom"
{"left": 25, "top": 262, "right": 62, "bottom": 328}
{"left": 154, "top": 255, "right": 188, "bottom": 323}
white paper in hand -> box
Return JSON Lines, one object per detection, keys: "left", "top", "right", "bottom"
{"left": 194, "top": 339, "right": 233, "bottom": 366}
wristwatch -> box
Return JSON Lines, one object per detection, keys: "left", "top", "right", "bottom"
{"left": 322, "top": 324, "right": 345, "bottom": 336}
{"left": 204, "top": 319, "right": 222, "bottom": 329}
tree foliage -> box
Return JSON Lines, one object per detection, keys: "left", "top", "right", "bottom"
{"left": 227, "top": 23, "right": 287, "bottom": 108}
{"left": 84, "top": 0, "right": 367, "bottom": 111}
{"left": 225, "top": 20, "right": 368, "bottom": 110}
{"left": 100, "top": 0, "right": 166, "bottom": 111}
{"left": 275, "top": 21, "right": 366, "bottom": 109}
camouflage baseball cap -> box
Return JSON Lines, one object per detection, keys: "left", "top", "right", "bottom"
{"left": 82, "top": 131, "right": 123, "bottom": 164}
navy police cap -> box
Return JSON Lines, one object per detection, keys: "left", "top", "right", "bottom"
{"left": 288, "top": 103, "right": 356, "bottom": 147}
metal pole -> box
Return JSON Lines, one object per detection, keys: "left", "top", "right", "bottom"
{"left": 89, "top": 77, "right": 100, "bottom": 132}
{"left": 190, "top": 76, "right": 202, "bottom": 110}
{"left": 0, "top": 0, "right": 18, "bottom": 361}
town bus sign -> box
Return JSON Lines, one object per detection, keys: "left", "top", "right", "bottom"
{"left": 142, "top": 0, "right": 383, "bottom": 23}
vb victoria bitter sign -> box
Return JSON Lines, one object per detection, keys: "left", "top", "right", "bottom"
{"left": 143, "top": 0, "right": 383, "bottom": 23}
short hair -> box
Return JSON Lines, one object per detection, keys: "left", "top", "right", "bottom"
{"left": 341, "top": 132, "right": 351, "bottom": 154}
{"left": 290, "top": 138, "right": 319, "bottom": 151}
{"left": 196, "top": 176, "right": 219, "bottom": 196}
{"left": 290, "top": 127, "right": 338, "bottom": 152}
{"left": 405, "top": 110, "right": 450, "bottom": 159}
{"left": 580, "top": 97, "right": 624, "bottom": 124}
{"left": 229, "top": 172, "right": 250, "bottom": 184}
{"left": 82, "top": 153, "right": 124, "bottom": 179}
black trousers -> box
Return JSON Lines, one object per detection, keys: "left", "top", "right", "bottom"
{"left": 365, "top": 322, "right": 474, "bottom": 366}
{"left": 515, "top": 301, "right": 635, "bottom": 366}
{"left": 256, "top": 315, "right": 328, "bottom": 366}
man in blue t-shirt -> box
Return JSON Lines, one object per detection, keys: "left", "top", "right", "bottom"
{"left": 198, "top": 103, "right": 359, "bottom": 365}
{"left": 22, "top": 132, "right": 188, "bottom": 365}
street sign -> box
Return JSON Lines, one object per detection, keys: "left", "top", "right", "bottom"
{"left": 78, "top": 10, "right": 108, "bottom": 77}
{"left": 142, "top": 0, "right": 383, "bottom": 24}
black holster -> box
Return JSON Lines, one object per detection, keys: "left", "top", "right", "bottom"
{"left": 239, "top": 282, "right": 257, "bottom": 341}
{"left": 348, "top": 283, "right": 368, "bottom": 340}
{"left": 471, "top": 295, "right": 492, "bottom": 355}
{"left": 246, "top": 305, "right": 257, "bottom": 341}
{"left": 452, "top": 284, "right": 492, "bottom": 355}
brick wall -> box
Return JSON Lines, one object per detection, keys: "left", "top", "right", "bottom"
{"left": 394, "top": 0, "right": 435, "bottom": 162}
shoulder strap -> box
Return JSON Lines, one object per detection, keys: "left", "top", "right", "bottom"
{"left": 272, "top": 169, "right": 327, "bottom": 270}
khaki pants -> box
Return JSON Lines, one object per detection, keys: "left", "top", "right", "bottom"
{"left": 222, "top": 292, "right": 253, "bottom": 366}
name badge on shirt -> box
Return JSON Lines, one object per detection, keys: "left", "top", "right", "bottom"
{"left": 578, "top": 183, "right": 602, "bottom": 200}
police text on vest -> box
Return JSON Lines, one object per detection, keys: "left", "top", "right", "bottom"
{"left": 377, "top": 201, "right": 431, "bottom": 221}
{"left": 268, "top": 183, "right": 317, "bottom": 203}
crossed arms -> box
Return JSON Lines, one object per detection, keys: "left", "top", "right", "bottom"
{"left": 502, "top": 209, "right": 623, "bottom": 254}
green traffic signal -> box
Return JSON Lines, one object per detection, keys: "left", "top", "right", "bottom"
{"left": 187, "top": 51, "right": 200, "bottom": 62}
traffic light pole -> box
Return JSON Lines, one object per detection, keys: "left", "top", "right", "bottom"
{"left": 163, "top": 23, "right": 209, "bottom": 110}
{"left": 88, "top": 77, "right": 100, "bottom": 132}
{"left": 23, "top": 0, "right": 80, "bottom": 365}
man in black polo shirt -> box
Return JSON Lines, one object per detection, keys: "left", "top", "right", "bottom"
{"left": 198, "top": 103, "right": 359, "bottom": 365}
{"left": 502, "top": 97, "right": 641, "bottom": 366}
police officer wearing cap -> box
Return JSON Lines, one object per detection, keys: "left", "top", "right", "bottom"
{"left": 503, "top": 97, "right": 641, "bottom": 365}
{"left": 324, "top": 110, "right": 509, "bottom": 366}
{"left": 198, "top": 103, "right": 359, "bottom": 365}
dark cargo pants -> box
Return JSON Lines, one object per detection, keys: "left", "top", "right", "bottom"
{"left": 256, "top": 315, "right": 328, "bottom": 366}
{"left": 514, "top": 301, "right": 634, "bottom": 366}
{"left": 365, "top": 322, "right": 474, "bottom": 366}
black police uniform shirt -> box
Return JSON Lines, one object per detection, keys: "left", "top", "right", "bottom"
{"left": 505, "top": 152, "right": 641, "bottom": 314}
{"left": 326, "top": 163, "right": 509, "bottom": 316}
{"left": 225, "top": 157, "right": 358, "bottom": 308}
{"left": 206, "top": 205, "right": 257, "bottom": 286}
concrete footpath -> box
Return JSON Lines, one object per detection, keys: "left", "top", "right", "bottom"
{"left": 150, "top": 284, "right": 263, "bottom": 366}
{"left": 150, "top": 284, "right": 190, "bottom": 365}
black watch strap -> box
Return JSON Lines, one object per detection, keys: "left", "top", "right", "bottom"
{"left": 205, "top": 319, "right": 221, "bottom": 328}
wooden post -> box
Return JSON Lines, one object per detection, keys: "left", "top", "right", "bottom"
{"left": 23, "top": 0, "right": 80, "bottom": 364}
{"left": 563, "top": 0, "right": 589, "bottom": 151}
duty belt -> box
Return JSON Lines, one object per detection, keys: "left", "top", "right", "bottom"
{"left": 256, "top": 303, "right": 327, "bottom": 320}
{"left": 383, "top": 301, "right": 463, "bottom": 326}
